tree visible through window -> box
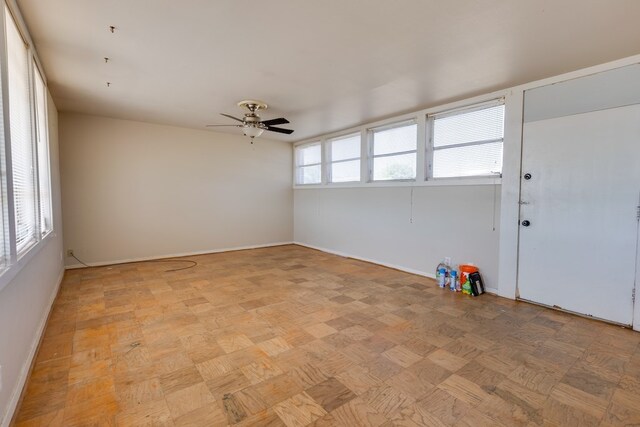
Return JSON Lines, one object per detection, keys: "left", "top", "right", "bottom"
{"left": 370, "top": 121, "right": 417, "bottom": 181}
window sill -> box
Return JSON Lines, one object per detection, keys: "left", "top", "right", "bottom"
{"left": 293, "top": 176, "right": 501, "bottom": 190}
{"left": 0, "top": 230, "right": 56, "bottom": 293}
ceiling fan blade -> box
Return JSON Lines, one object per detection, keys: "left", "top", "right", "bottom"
{"left": 220, "top": 113, "right": 244, "bottom": 123}
{"left": 206, "top": 124, "right": 240, "bottom": 127}
{"left": 265, "top": 126, "right": 294, "bottom": 135}
{"left": 261, "top": 117, "right": 289, "bottom": 126}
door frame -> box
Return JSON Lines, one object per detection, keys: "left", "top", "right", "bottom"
{"left": 512, "top": 74, "right": 640, "bottom": 332}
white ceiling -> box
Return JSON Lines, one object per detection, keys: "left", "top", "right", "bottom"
{"left": 16, "top": 0, "right": 640, "bottom": 142}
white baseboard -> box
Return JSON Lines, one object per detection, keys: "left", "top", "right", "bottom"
{"left": 65, "top": 241, "right": 295, "bottom": 269}
{"left": 294, "top": 241, "right": 437, "bottom": 278}
{"left": 293, "top": 242, "right": 497, "bottom": 296}
{"left": 1, "top": 267, "right": 65, "bottom": 427}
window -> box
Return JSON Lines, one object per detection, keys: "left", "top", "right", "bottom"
{"left": 327, "top": 133, "right": 360, "bottom": 183}
{"left": 0, "top": 3, "right": 55, "bottom": 282}
{"left": 0, "top": 62, "right": 5, "bottom": 266}
{"left": 6, "top": 6, "right": 37, "bottom": 255}
{"left": 295, "top": 142, "right": 322, "bottom": 184}
{"left": 370, "top": 121, "right": 417, "bottom": 181}
{"left": 34, "top": 65, "right": 52, "bottom": 235}
{"left": 430, "top": 101, "right": 504, "bottom": 179}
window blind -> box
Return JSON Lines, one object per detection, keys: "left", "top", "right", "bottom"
{"left": 0, "top": 45, "right": 5, "bottom": 266}
{"left": 34, "top": 66, "right": 52, "bottom": 234}
{"left": 6, "top": 7, "right": 37, "bottom": 254}
{"left": 371, "top": 122, "right": 417, "bottom": 181}
{"left": 296, "top": 143, "right": 322, "bottom": 184}
{"left": 328, "top": 133, "right": 360, "bottom": 183}
{"left": 432, "top": 103, "right": 504, "bottom": 178}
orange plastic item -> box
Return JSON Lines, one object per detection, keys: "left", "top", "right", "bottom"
{"left": 459, "top": 265, "right": 479, "bottom": 294}
{"left": 459, "top": 264, "right": 479, "bottom": 295}
{"left": 459, "top": 265, "right": 479, "bottom": 275}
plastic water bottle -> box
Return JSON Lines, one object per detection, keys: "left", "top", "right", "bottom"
{"left": 438, "top": 268, "right": 447, "bottom": 288}
{"left": 450, "top": 270, "right": 458, "bottom": 291}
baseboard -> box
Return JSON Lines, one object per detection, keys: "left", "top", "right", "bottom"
{"left": 65, "top": 241, "right": 295, "bottom": 269}
{"left": 293, "top": 242, "right": 437, "bottom": 279}
{"left": 2, "top": 267, "right": 65, "bottom": 427}
{"left": 292, "top": 242, "right": 498, "bottom": 296}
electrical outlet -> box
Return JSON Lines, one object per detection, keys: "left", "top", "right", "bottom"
{"left": 66, "top": 249, "right": 74, "bottom": 257}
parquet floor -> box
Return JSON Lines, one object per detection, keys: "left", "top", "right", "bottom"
{"left": 13, "top": 245, "right": 640, "bottom": 426}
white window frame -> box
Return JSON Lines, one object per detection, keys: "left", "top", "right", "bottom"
{"left": 0, "top": 2, "right": 55, "bottom": 292}
{"left": 294, "top": 141, "right": 322, "bottom": 185}
{"left": 368, "top": 119, "right": 418, "bottom": 182}
{"left": 427, "top": 99, "right": 505, "bottom": 180}
{"left": 326, "top": 132, "right": 361, "bottom": 184}
{"left": 33, "top": 62, "right": 52, "bottom": 237}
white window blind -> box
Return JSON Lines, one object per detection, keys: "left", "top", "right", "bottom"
{"left": 0, "top": 48, "right": 5, "bottom": 267}
{"left": 34, "top": 65, "right": 52, "bottom": 235}
{"left": 328, "top": 133, "right": 360, "bottom": 183}
{"left": 371, "top": 121, "right": 417, "bottom": 181}
{"left": 295, "top": 142, "right": 321, "bottom": 184}
{"left": 6, "top": 7, "right": 37, "bottom": 254}
{"left": 431, "top": 102, "right": 504, "bottom": 178}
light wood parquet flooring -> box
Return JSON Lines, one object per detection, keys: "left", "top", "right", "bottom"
{"left": 13, "top": 244, "right": 640, "bottom": 426}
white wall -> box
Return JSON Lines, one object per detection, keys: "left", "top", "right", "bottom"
{"left": 59, "top": 114, "right": 293, "bottom": 267}
{"left": 0, "top": 93, "right": 64, "bottom": 425}
{"left": 294, "top": 184, "right": 501, "bottom": 291}
{"left": 293, "top": 56, "right": 640, "bottom": 299}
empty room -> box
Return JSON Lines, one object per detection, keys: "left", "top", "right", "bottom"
{"left": 1, "top": 0, "right": 640, "bottom": 426}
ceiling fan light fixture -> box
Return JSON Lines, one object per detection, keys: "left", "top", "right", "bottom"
{"left": 242, "top": 124, "right": 264, "bottom": 138}
{"left": 207, "top": 100, "right": 293, "bottom": 140}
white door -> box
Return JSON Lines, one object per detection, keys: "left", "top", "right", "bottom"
{"left": 518, "top": 104, "right": 640, "bottom": 325}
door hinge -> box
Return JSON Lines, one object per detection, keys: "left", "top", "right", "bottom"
{"left": 633, "top": 288, "right": 636, "bottom": 303}
{"left": 637, "top": 205, "right": 640, "bottom": 221}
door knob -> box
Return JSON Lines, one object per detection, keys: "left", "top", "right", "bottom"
{"left": 521, "top": 220, "right": 531, "bottom": 227}
{"left": 524, "top": 173, "right": 532, "bottom": 180}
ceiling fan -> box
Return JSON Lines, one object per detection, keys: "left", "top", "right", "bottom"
{"left": 207, "top": 100, "right": 294, "bottom": 142}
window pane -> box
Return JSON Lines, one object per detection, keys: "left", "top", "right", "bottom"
{"left": 330, "top": 134, "right": 360, "bottom": 161}
{"left": 373, "top": 153, "right": 416, "bottom": 181}
{"left": 299, "top": 165, "right": 321, "bottom": 184}
{"left": 433, "top": 104, "right": 504, "bottom": 148}
{"left": 433, "top": 142, "right": 503, "bottom": 178}
{"left": 331, "top": 160, "right": 360, "bottom": 183}
{"left": 0, "top": 45, "right": 5, "bottom": 265}
{"left": 34, "top": 67, "right": 52, "bottom": 234}
{"left": 373, "top": 123, "right": 417, "bottom": 155}
{"left": 298, "top": 143, "right": 321, "bottom": 165}
{"left": 6, "top": 7, "right": 37, "bottom": 254}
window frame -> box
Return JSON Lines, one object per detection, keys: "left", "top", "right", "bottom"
{"left": 33, "top": 62, "right": 52, "bottom": 238}
{"left": 326, "top": 132, "right": 361, "bottom": 184}
{"left": 426, "top": 99, "right": 505, "bottom": 180}
{"left": 292, "top": 94, "right": 507, "bottom": 190}
{"left": 0, "top": 2, "right": 55, "bottom": 291}
{"left": 368, "top": 119, "right": 418, "bottom": 182}
{"left": 7, "top": 7, "right": 38, "bottom": 257}
{"left": 294, "top": 141, "right": 323, "bottom": 185}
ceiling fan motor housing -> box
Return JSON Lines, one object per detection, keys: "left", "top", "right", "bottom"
{"left": 243, "top": 115, "right": 261, "bottom": 124}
